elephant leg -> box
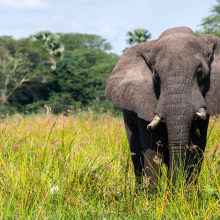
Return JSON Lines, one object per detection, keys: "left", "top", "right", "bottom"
{"left": 187, "top": 116, "right": 209, "bottom": 183}
{"left": 123, "top": 109, "right": 169, "bottom": 188}
{"left": 123, "top": 110, "right": 144, "bottom": 184}
{"left": 137, "top": 118, "right": 169, "bottom": 187}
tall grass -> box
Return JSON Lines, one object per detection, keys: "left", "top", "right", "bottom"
{"left": 0, "top": 110, "right": 219, "bottom": 219}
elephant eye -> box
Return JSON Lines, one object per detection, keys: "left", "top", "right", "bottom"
{"left": 198, "top": 71, "right": 203, "bottom": 77}
{"left": 153, "top": 70, "right": 160, "bottom": 84}
{"left": 153, "top": 70, "right": 160, "bottom": 83}
{"left": 197, "top": 68, "right": 204, "bottom": 82}
{"left": 154, "top": 70, "right": 159, "bottom": 77}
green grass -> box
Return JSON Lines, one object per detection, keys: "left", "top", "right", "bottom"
{"left": 0, "top": 111, "right": 219, "bottom": 219}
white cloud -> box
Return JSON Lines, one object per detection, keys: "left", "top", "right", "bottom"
{"left": 90, "top": 25, "right": 117, "bottom": 38}
{"left": 71, "top": 22, "right": 82, "bottom": 32}
{"left": 0, "top": 0, "right": 49, "bottom": 10}
{"left": 39, "top": 25, "right": 48, "bottom": 31}
{"left": 70, "top": 22, "right": 117, "bottom": 38}
{"left": 126, "top": 23, "right": 144, "bottom": 30}
{"left": 0, "top": 29, "right": 27, "bottom": 39}
{"left": 51, "top": 15, "right": 65, "bottom": 22}
{"left": 85, "top": 21, "right": 100, "bottom": 28}
{"left": 42, "top": 16, "right": 67, "bottom": 25}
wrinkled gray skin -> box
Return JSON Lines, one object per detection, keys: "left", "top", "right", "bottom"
{"left": 105, "top": 27, "right": 220, "bottom": 187}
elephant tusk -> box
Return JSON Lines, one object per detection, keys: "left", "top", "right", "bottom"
{"left": 196, "top": 108, "right": 207, "bottom": 120}
{"left": 147, "top": 115, "right": 161, "bottom": 131}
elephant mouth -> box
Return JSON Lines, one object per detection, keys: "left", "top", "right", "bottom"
{"left": 147, "top": 107, "right": 207, "bottom": 131}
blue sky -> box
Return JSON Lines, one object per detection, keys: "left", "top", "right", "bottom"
{"left": 0, "top": 0, "right": 217, "bottom": 55}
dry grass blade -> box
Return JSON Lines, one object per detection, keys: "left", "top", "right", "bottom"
{"left": 0, "top": 112, "right": 219, "bottom": 219}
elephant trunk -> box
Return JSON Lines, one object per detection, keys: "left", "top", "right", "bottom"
{"left": 147, "top": 76, "right": 207, "bottom": 186}
{"left": 165, "top": 113, "right": 191, "bottom": 186}
{"left": 166, "top": 106, "right": 207, "bottom": 186}
{"left": 162, "top": 97, "right": 196, "bottom": 186}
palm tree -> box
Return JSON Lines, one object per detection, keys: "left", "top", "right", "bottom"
{"left": 32, "top": 31, "right": 65, "bottom": 57}
{"left": 126, "top": 29, "right": 151, "bottom": 46}
{"left": 32, "top": 31, "right": 65, "bottom": 70}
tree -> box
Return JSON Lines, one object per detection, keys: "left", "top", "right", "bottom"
{"left": 0, "top": 32, "right": 119, "bottom": 114}
{"left": 196, "top": 0, "right": 220, "bottom": 37}
{"left": 0, "top": 36, "right": 54, "bottom": 110}
{"left": 59, "top": 33, "right": 112, "bottom": 52}
{"left": 32, "top": 31, "right": 65, "bottom": 70}
{"left": 46, "top": 47, "right": 119, "bottom": 113}
{"left": 126, "top": 29, "right": 151, "bottom": 46}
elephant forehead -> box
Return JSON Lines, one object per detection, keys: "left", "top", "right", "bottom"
{"left": 158, "top": 26, "right": 196, "bottom": 39}
{"left": 152, "top": 33, "right": 207, "bottom": 56}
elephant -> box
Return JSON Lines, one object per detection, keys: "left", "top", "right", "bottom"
{"left": 104, "top": 26, "right": 220, "bottom": 188}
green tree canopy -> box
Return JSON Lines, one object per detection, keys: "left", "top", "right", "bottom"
{"left": 196, "top": 0, "right": 220, "bottom": 37}
{"left": 32, "top": 31, "right": 65, "bottom": 57}
{"left": 32, "top": 31, "right": 65, "bottom": 71}
{"left": 126, "top": 29, "right": 151, "bottom": 46}
{"left": 0, "top": 32, "right": 119, "bottom": 115}
{"left": 46, "top": 36, "right": 119, "bottom": 113}
{"left": 60, "top": 33, "right": 112, "bottom": 52}
{"left": 0, "top": 36, "right": 55, "bottom": 112}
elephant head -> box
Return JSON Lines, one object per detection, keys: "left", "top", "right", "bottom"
{"left": 105, "top": 26, "right": 220, "bottom": 184}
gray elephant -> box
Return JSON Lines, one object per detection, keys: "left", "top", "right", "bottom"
{"left": 105, "top": 26, "right": 220, "bottom": 187}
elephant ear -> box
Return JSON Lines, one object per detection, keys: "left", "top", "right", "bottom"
{"left": 199, "top": 34, "right": 220, "bottom": 116}
{"left": 105, "top": 40, "right": 158, "bottom": 122}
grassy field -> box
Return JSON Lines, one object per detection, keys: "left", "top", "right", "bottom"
{"left": 0, "top": 109, "right": 219, "bottom": 219}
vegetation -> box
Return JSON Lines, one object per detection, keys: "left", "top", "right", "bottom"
{"left": 0, "top": 33, "right": 120, "bottom": 115}
{"left": 196, "top": 0, "right": 220, "bottom": 37}
{"left": 126, "top": 29, "right": 151, "bottom": 46}
{"left": 0, "top": 112, "right": 219, "bottom": 219}
{"left": 0, "top": 1, "right": 220, "bottom": 116}
{"left": 32, "top": 31, "right": 65, "bottom": 58}
{"left": 0, "top": 1, "right": 220, "bottom": 218}
{"left": 123, "top": 29, "right": 151, "bottom": 52}
{"left": 0, "top": 36, "right": 54, "bottom": 110}
{"left": 31, "top": 31, "right": 65, "bottom": 71}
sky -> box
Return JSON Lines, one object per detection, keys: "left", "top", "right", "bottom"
{"left": 0, "top": 0, "right": 217, "bottom": 55}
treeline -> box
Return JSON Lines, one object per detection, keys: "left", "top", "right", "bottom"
{"left": 0, "top": 0, "right": 219, "bottom": 116}
{"left": 0, "top": 32, "right": 120, "bottom": 115}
